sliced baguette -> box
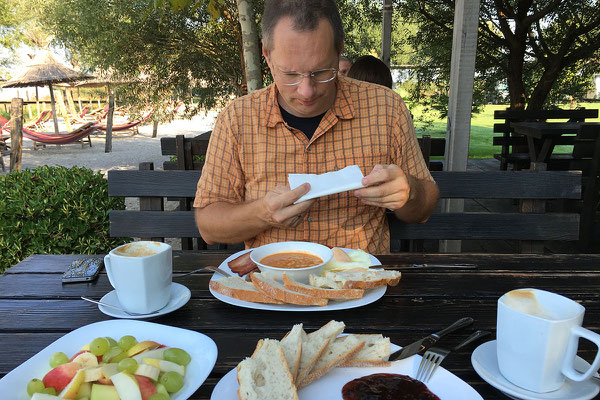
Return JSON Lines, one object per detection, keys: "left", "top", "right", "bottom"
{"left": 280, "top": 323, "right": 303, "bottom": 382}
{"left": 297, "top": 334, "right": 365, "bottom": 390}
{"left": 237, "top": 339, "right": 298, "bottom": 400}
{"left": 339, "top": 334, "right": 391, "bottom": 367}
{"left": 295, "top": 320, "right": 345, "bottom": 385}
{"left": 309, "top": 269, "right": 401, "bottom": 289}
{"left": 251, "top": 273, "right": 328, "bottom": 306}
{"left": 209, "top": 276, "right": 283, "bottom": 304}
{"left": 282, "top": 273, "right": 364, "bottom": 300}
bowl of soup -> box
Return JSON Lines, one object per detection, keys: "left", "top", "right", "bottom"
{"left": 250, "top": 241, "right": 333, "bottom": 283}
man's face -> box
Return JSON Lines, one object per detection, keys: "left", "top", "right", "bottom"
{"left": 263, "top": 17, "right": 339, "bottom": 118}
{"left": 339, "top": 60, "right": 351, "bottom": 76}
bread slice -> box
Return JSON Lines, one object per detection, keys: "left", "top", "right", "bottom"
{"left": 297, "top": 335, "right": 365, "bottom": 389}
{"left": 295, "top": 320, "right": 345, "bottom": 385}
{"left": 282, "top": 274, "right": 364, "bottom": 300}
{"left": 339, "top": 334, "right": 391, "bottom": 367}
{"left": 309, "top": 269, "right": 401, "bottom": 289}
{"left": 279, "top": 323, "right": 303, "bottom": 382}
{"left": 209, "top": 276, "right": 283, "bottom": 304}
{"left": 251, "top": 273, "right": 328, "bottom": 306}
{"left": 237, "top": 339, "right": 298, "bottom": 400}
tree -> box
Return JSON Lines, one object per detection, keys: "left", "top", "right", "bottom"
{"left": 398, "top": 0, "right": 600, "bottom": 111}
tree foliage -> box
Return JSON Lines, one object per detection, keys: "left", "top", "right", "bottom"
{"left": 397, "top": 0, "right": 600, "bottom": 111}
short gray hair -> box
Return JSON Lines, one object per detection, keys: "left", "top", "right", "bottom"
{"left": 262, "top": 0, "right": 344, "bottom": 55}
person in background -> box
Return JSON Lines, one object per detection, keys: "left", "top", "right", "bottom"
{"left": 194, "top": 0, "right": 439, "bottom": 254}
{"left": 338, "top": 55, "right": 352, "bottom": 77}
{"left": 347, "top": 55, "right": 393, "bottom": 89}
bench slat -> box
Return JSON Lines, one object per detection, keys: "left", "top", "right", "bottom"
{"left": 389, "top": 213, "right": 580, "bottom": 240}
{"left": 108, "top": 170, "right": 201, "bottom": 197}
{"left": 110, "top": 210, "right": 199, "bottom": 238}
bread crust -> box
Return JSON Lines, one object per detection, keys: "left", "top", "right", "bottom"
{"left": 251, "top": 273, "right": 328, "bottom": 306}
{"left": 282, "top": 274, "right": 364, "bottom": 299}
{"left": 209, "top": 279, "right": 283, "bottom": 304}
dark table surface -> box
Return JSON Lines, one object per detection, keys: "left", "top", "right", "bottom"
{"left": 510, "top": 121, "right": 581, "bottom": 165}
{"left": 1, "top": 251, "right": 600, "bottom": 399}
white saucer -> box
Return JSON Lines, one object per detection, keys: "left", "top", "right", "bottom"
{"left": 98, "top": 282, "right": 191, "bottom": 319}
{"left": 471, "top": 340, "right": 599, "bottom": 400}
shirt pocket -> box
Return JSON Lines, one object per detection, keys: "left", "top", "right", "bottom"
{"left": 335, "top": 151, "right": 390, "bottom": 177}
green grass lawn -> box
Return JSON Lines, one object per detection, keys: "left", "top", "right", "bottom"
{"left": 410, "top": 103, "right": 600, "bottom": 159}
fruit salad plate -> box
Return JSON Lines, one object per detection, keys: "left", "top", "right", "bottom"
{"left": 0, "top": 319, "right": 218, "bottom": 400}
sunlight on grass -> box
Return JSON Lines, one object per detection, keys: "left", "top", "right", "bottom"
{"left": 409, "top": 103, "right": 600, "bottom": 159}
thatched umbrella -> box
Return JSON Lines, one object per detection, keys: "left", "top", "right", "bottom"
{"left": 2, "top": 50, "right": 94, "bottom": 134}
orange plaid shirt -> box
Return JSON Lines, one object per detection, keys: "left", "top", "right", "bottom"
{"left": 194, "top": 76, "right": 433, "bottom": 253}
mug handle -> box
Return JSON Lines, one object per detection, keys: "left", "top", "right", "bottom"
{"left": 562, "top": 325, "right": 600, "bottom": 381}
{"left": 104, "top": 254, "right": 116, "bottom": 289}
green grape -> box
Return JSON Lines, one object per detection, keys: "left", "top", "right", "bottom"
{"left": 26, "top": 378, "right": 45, "bottom": 396}
{"left": 118, "top": 335, "right": 138, "bottom": 351}
{"left": 41, "top": 387, "right": 56, "bottom": 395}
{"left": 155, "top": 383, "right": 170, "bottom": 397}
{"left": 117, "top": 358, "right": 138, "bottom": 374}
{"left": 163, "top": 348, "right": 191, "bottom": 366}
{"left": 148, "top": 394, "right": 169, "bottom": 400}
{"left": 90, "top": 337, "right": 110, "bottom": 356}
{"left": 105, "top": 337, "right": 118, "bottom": 347}
{"left": 103, "top": 346, "right": 126, "bottom": 363}
{"left": 159, "top": 371, "right": 184, "bottom": 393}
{"left": 49, "top": 352, "right": 69, "bottom": 368}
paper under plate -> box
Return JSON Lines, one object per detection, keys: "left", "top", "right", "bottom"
{"left": 211, "top": 341, "right": 483, "bottom": 400}
{"left": 0, "top": 320, "right": 218, "bottom": 400}
{"left": 209, "top": 249, "right": 386, "bottom": 311}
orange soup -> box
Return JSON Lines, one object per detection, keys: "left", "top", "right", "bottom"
{"left": 260, "top": 251, "right": 323, "bottom": 269}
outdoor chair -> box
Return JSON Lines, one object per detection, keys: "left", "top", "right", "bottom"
{"left": 95, "top": 109, "right": 153, "bottom": 135}
{"left": 0, "top": 116, "right": 96, "bottom": 149}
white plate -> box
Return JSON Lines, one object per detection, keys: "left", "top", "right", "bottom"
{"left": 209, "top": 249, "right": 386, "bottom": 311}
{"left": 99, "top": 282, "right": 191, "bottom": 319}
{"left": 471, "top": 340, "right": 600, "bottom": 400}
{"left": 0, "top": 320, "right": 218, "bottom": 400}
{"left": 211, "top": 341, "right": 483, "bottom": 400}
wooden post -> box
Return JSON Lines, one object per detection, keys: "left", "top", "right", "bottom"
{"left": 35, "top": 87, "right": 39, "bottom": 115}
{"left": 10, "top": 98, "right": 23, "bottom": 172}
{"left": 48, "top": 83, "right": 60, "bottom": 134}
{"left": 66, "top": 88, "right": 76, "bottom": 115}
{"left": 381, "top": 0, "right": 392, "bottom": 67}
{"left": 105, "top": 93, "right": 115, "bottom": 153}
{"left": 77, "top": 88, "right": 82, "bottom": 113}
{"left": 152, "top": 120, "right": 159, "bottom": 138}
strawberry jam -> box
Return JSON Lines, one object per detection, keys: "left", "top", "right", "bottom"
{"left": 342, "top": 373, "right": 441, "bottom": 400}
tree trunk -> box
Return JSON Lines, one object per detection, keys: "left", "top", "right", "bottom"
{"left": 505, "top": 46, "right": 527, "bottom": 110}
{"left": 236, "top": 0, "right": 262, "bottom": 92}
{"left": 527, "top": 62, "right": 563, "bottom": 111}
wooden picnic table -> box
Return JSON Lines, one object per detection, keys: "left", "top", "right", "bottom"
{"left": 1, "top": 252, "right": 599, "bottom": 399}
{"left": 510, "top": 121, "right": 581, "bottom": 169}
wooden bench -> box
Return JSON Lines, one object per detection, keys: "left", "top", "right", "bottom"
{"left": 160, "top": 132, "right": 211, "bottom": 170}
{"left": 418, "top": 135, "right": 445, "bottom": 171}
{"left": 388, "top": 170, "right": 582, "bottom": 253}
{"left": 108, "top": 168, "right": 582, "bottom": 253}
{"left": 493, "top": 108, "right": 598, "bottom": 170}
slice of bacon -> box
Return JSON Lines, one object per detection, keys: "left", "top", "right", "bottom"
{"left": 228, "top": 252, "right": 258, "bottom": 276}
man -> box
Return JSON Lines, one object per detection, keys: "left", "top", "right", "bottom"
{"left": 338, "top": 55, "right": 352, "bottom": 77}
{"left": 194, "top": 0, "right": 439, "bottom": 253}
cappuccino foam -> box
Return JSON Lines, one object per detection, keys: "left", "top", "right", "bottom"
{"left": 503, "top": 289, "right": 559, "bottom": 320}
{"left": 114, "top": 242, "right": 162, "bottom": 257}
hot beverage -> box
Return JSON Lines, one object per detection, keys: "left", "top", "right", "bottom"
{"left": 113, "top": 242, "right": 162, "bottom": 257}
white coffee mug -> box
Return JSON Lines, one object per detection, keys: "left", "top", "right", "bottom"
{"left": 497, "top": 288, "right": 600, "bottom": 393}
{"left": 104, "top": 241, "right": 172, "bottom": 314}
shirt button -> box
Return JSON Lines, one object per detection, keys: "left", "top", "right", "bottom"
{"left": 307, "top": 217, "right": 314, "bottom": 222}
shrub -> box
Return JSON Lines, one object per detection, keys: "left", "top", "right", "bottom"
{"left": 0, "top": 166, "right": 129, "bottom": 272}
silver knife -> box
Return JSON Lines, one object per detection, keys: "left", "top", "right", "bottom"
{"left": 389, "top": 317, "right": 474, "bottom": 361}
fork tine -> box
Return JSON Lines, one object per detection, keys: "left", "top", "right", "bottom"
{"left": 415, "top": 354, "right": 429, "bottom": 381}
{"left": 422, "top": 354, "right": 444, "bottom": 383}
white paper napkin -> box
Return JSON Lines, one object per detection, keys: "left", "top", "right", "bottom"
{"left": 288, "top": 165, "right": 365, "bottom": 203}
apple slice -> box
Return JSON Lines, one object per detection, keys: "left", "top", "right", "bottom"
{"left": 126, "top": 341, "right": 160, "bottom": 357}
{"left": 135, "top": 364, "right": 160, "bottom": 381}
{"left": 84, "top": 366, "right": 104, "bottom": 382}
{"left": 134, "top": 374, "right": 158, "bottom": 400}
{"left": 58, "top": 369, "right": 86, "bottom": 399}
{"left": 131, "top": 347, "right": 167, "bottom": 363}
{"left": 31, "top": 394, "right": 63, "bottom": 400}
{"left": 142, "top": 358, "right": 185, "bottom": 375}
{"left": 110, "top": 372, "right": 143, "bottom": 400}
{"left": 42, "top": 361, "right": 82, "bottom": 392}
{"left": 72, "top": 351, "right": 99, "bottom": 369}
{"left": 76, "top": 381, "right": 92, "bottom": 399}
{"left": 90, "top": 383, "right": 120, "bottom": 400}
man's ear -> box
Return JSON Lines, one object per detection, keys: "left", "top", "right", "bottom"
{"left": 262, "top": 44, "right": 271, "bottom": 66}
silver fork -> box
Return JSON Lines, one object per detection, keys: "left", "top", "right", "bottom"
{"left": 415, "top": 330, "right": 490, "bottom": 383}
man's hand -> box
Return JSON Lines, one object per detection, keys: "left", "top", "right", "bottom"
{"left": 354, "top": 164, "right": 413, "bottom": 211}
{"left": 260, "top": 183, "right": 316, "bottom": 228}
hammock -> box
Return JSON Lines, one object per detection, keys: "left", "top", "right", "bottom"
{"left": 0, "top": 115, "right": 97, "bottom": 145}
{"left": 95, "top": 109, "right": 153, "bottom": 132}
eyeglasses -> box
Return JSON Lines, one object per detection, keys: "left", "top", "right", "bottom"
{"left": 277, "top": 67, "right": 338, "bottom": 86}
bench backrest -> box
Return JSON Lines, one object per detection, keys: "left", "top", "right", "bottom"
{"left": 417, "top": 135, "right": 445, "bottom": 171}
{"left": 108, "top": 169, "right": 581, "bottom": 252}
{"left": 160, "top": 132, "right": 211, "bottom": 170}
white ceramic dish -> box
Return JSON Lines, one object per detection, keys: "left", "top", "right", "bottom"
{"left": 0, "top": 320, "right": 218, "bottom": 400}
{"left": 211, "top": 341, "right": 483, "bottom": 400}
{"left": 471, "top": 340, "right": 599, "bottom": 400}
{"left": 209, "top": 249, "right": 386, "bottom": 312}
{"left": 99, "top": 282, "right": 191, "bottom": 319}
{"left": 250, "top": 241, "right": 333, "bottom": 283}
